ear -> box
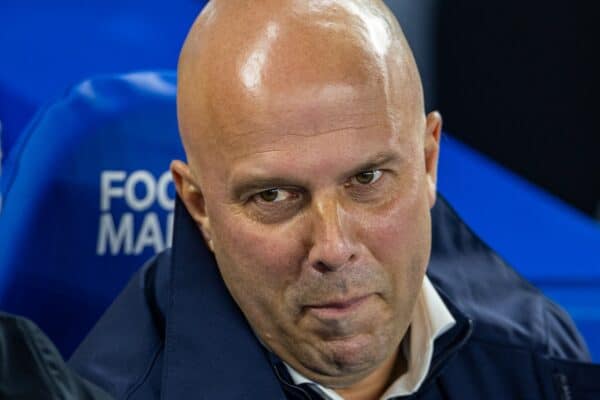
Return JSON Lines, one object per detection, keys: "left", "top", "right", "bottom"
{"left": 170, "top": 160, "right": 214, "bottom": 252}
{"left": 424, "top": 111, "right": 443, "bottom": 208}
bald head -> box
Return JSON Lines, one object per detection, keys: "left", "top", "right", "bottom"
{"left": 177, "top": 0, "right": 425, "bottom": 171}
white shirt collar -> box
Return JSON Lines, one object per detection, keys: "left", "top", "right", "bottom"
{"left": 284, "top": 276, "right": 456, "bottom": 399}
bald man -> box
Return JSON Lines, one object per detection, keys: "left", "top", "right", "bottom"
{"left": 70, "top": 1, "right": 598, "bottom": 399}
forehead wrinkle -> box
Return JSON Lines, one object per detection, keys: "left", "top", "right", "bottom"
{"left": 218, "top": 121, "right": 386, "bottom": 156}
{"left": 219, "top": 112, "right": 389, "bottom": 163}
{"left": 219, "top": 107, "right": 384, "bottom": 137}
{"left": 278, "top": 123, "right": 385, "bottom": 138}
{"left": 217, "top": 117, "right": 393, "bottom": 158}
{"left": 229, "top": 148, "right": 287, "bottom": 164}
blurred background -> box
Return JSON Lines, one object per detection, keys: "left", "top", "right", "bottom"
{"left": 2, "top": 0, "right": 599, "bottom": 219}
{"left": 1, "top": 0, "right": 598, "bottom": 359}
{"left": 392, "top": 0, "right": 600, "bottom": 219}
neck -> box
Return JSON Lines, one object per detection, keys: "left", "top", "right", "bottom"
{"left": 335, "top": 346, "right": 405, "bottom": 400}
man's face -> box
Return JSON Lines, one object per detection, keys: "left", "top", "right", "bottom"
{"left": 176, "top": 77, "right": 440, "bottom": 387}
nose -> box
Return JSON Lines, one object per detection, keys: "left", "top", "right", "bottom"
{"left": 306, "top": 196, "right": 357, "bottom": 273}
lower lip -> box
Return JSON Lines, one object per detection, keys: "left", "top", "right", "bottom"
{"left": 306, "top": 295, "right": 372, "bottom": 319}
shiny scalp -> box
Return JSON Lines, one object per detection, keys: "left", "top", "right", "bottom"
{"left": 176, "top": 0, "right": 425, "bottom": 176}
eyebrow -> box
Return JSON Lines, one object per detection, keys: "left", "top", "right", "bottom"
{"left": 347, "top": 151, "right": 400, "bottom": 176}
{"left": 231, "top": 177, "right": 306, "bottom": 200}
{"left": 230, "top": 151, "right": 401, "bottom": 199}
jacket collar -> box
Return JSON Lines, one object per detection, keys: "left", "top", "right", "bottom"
{"left": 422, "top": 288, "right": 474, "bottom": 388}
{"left": 161, "top": 197, "right": 287, "bottom": 399}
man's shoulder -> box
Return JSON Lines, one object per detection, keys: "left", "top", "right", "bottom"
{"left": 429, "top": 197, "right": 590, "bottom": 361}
{"left": 431, "top": 329, "right": 600, "bottom": 399}
{"left": 69, "top": 250, "right": 171, "bottom": 399}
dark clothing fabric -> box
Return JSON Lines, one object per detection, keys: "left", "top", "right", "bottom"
{"left": 70, "top": 197, "right": 600, "bottom": 399}
{"left": 0, "top": 312, "right": 112, "bottom": 400}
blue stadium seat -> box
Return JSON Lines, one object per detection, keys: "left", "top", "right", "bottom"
{"left": 1, "top": 70, "right": 598, "bottom": 361}
{"left": 0, "top": 0, "right": 207, "bottom": 162}
{"left": 0, "top": 71, "right": 184, "bottom": 357}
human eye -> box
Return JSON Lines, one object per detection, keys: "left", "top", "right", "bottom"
{"left": 252, "top": 188, "right": 296, "bottom": 203}
{"left": 345, "top": 169, "right": 389, "bottom": 202}
{"left": 349, "top": 170, "right": 383, "bottom": 185}
{"left": 245, "top": 187, "right": 304, "bottom": 223}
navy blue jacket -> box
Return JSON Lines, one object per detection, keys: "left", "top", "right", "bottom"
{"left": 70, "top": 197, "right": 600, "bottom": 399}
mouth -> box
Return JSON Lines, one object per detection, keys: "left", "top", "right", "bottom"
{"left": 304, "top": 294, "right": 372, "bottom": 318}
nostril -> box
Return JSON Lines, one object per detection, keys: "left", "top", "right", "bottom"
{"left": 310, "top": 251, "right": 356, "bottom": 273}
{"left": 312, "top": 261, "right": 331, "bottom": 274}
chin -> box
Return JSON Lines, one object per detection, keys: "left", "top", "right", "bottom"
{"left": 307, "top": 332, "right": 393, "bottom": 381}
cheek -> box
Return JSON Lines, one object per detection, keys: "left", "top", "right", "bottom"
{"left": 359, "top": 178, "right": 432, "bottom": 286}
{"left": 209, "top": 208, "right": 306, "bottom": 300}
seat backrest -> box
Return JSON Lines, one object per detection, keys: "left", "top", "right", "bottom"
{"left": 0, "top": 71, "right": 184, "bottom": 357}
{"left": 0, "top": 0, "right": 207, "bottom": 164}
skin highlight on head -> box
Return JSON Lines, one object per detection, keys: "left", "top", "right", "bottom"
{"left": 172, "top": 1, "right": 442, "bottom": 399}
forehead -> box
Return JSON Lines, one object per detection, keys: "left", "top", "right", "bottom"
{"left": 197, "top": 81, "right": 418, "bottom": 190}
{"left": 218, "top": 83, "right": 391, "bottom": 146}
